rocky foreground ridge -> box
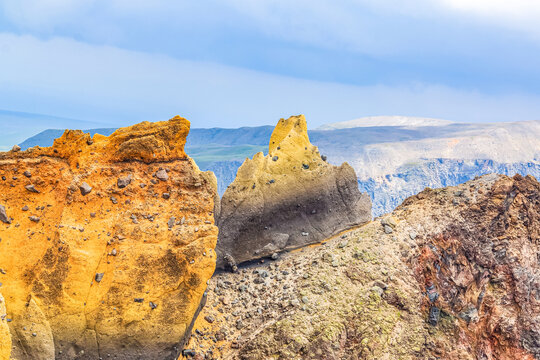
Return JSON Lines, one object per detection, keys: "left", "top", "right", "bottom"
{"left": 186, "top": 173, "right": 540, "bottom": 360}
{"left": 216, "top": 115, "right": 371, "bottom": 269}
{"left": 0, "top": 117, "right": 219, "bottom": 359}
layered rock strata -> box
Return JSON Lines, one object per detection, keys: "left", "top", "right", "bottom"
{"left": 216, "top": 115, "right": 372, "bottom": 268}
{"left": 0, "top": 116, "right": 219, "bottom": 359}
{"left": 187, "top": 174, "right": 540, "bottom": 359}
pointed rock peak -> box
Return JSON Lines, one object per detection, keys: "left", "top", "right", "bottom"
{"left": 268, "top": 115, "right": 310, "bottom": 154}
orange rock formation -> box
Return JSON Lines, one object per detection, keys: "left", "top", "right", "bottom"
{"left": 0, "top": 116, "right": 218, "bottom": 359}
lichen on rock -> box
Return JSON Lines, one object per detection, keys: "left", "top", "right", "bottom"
{"left": 0, "top": 116, "right": 218, "bottom": 360}
{"left": 216, "top": 114, "right": 372, "bottom": 268}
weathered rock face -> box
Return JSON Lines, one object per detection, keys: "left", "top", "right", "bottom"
{"left": 0, "top": 116, "right": 219, "bottom": 360}
{"left": 403, "top": 173, "right": 540, "bottom": 359}
{"left": 187, "top": 174, "right": 540, "bottom": 360}
{"left": 0, "top": 293, "right": 11, "bottom": 360}
{"left": 216, "top": 115, "right": 372, "bottom": 268}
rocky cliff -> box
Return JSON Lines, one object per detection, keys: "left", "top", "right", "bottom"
{"left": 0, "top": 293, "right": 10, "bottom": 360}
{"left": 216, "top": 115, "right": 371, "bottom": 269}
{"left": 0, "top": 116, "right": 219, "bottom": 360}
{"left": 186, "top": 173, "right": 540, "bottom": 360}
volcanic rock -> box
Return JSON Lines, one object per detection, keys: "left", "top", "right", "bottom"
{"left": 216, "top": 115, "right": 371, "bottom": 267}
{"left": 0, "top": 205, "right": 10, "bottom": 224}
{"left": 190, "top": 174, "right": 540, "bottom": 360}
{"left": 0, "top": 293, "right": 11, "bottom": 360}
{"left": 0, "top": 116, "right": 219, "bottom": 360}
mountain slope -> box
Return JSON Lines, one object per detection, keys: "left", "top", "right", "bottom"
{"left": 187, "top": 174, "right": 540, "bottom": 360}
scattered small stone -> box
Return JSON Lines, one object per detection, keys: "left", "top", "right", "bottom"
{"left": 149, "top": 301, "right": 158, "bottom": 309}
{"left": 12, "top": 145, "right": 21, "bottom": 152}
{"left": 134, "top": 298, "right": 144, "bottom": 303}
{"left": 25, "top": 184, "right": 40, "bottom": 193}
{"left": 204, "top": 315, "right": 215, "bottom": 323}
{"left": 269, "top": 179, "right": 275, "bottom": 184}
{"left": 272, "top": 156, "right": 279, "bottom": 161}
{"left": 428, "top": 306, "right": 440, "bottom": 326}
{"left": 271, "top": 252, "right": 278, "bottom": 260}
{"left": 0, "top": 205, "right": 11, "bottom": 224}
{"left": 110, "top": 249, "right": 117, "bottom": 256}
{"left": 182, "top": 349, "right": 196, "bottom": 357}
{"left": 236, "top": 319, "right": 244, "bottom": 329}
{"left": 321, "top": 154, "right": 327, "bottom": 161}
{"left": 110, "top": 197, "right": 118, "bottom": 204}
{"left": 383, "top": 224, "right": 393, "bottom": 234}
{"left": 338, "top": 240, "right": 348, "bottom": 248}
{"left": 29, "top": 216, "right": 40, "bottom": 223}
{"left": 301, "top": 232, "right": 309, "bottom": 236}
{"left": 86, "top": 139, "right": 94, "bottom": 145}
{"left": 409, "top": 231, "right": 417, "bottom": 240}
{"left": 155, "top": 169, "right": 169, "bottom": 181}
{"left": 371, "top": 286, "right": 384, "bottom": 297}
{"left": 22, "top": 206, "right": 29, "bottom": 211}
{"left": 302, "top": 164, "right": 310, "bottom": 169}
{"left": 95, "top": 273, "right": 104, "bottom": 283}
{"left": 79, "top": 182, "right": 92, "bottom": 196}
{"left": 162, "top": 193, "right": 170, "bottom": 199}
{"left": 90, "top": 212, "right": 96, "bottom": 218}
{"left": 23, "top": 171, "right": 31, "bottom": 178}
{"left": 117, "top": 174, "right": 132, "bottom": 188}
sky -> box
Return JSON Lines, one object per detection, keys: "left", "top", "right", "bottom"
{"left": 1, "top": 0, "right": 540, "bottom": 129}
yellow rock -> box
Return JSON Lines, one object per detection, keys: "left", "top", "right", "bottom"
{"left": 216, "top": 114, "right": 371, "bottom": 267}
{"left": 0, "top": 116, "right": 218, "bottom": 359}
{"left": 0, "top": 293, "right": 11, "bottom": 360}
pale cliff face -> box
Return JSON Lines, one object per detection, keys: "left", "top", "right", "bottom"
{"left": 0, "top": 117, "right": 218, "bottom": 360}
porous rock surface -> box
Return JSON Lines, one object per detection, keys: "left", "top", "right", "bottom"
{"left": 0, "top": 116, "right": 219, "bottom": 360}
{"left": 0, "top": 293, "right": 11, "bottom": 360}
{"left": 187, "top": 174, "right": 540, "bottom": 359}
{"left": 216, "top": 115, "right": 371, "bottom": 268}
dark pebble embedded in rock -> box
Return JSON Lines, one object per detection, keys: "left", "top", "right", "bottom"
{"left": 25, "top": 184, "right": 40, "bottom": 193}
{"left": 117, "top": 174, "right": 132, "bottom": 188}
{"left": 155, "top": 169, "right": 169, "bottom": 181}
{"left": 428, "top": 306, "right": 440, "bottom": 326}
{"left": 0, "top": 205, "right": 11, "bottom": 224}
{"left": 95, "top": 273, "right": 104, "bottom": 283}
{"left": 182, "top": 349, "right": 196, "bottom": 357}
{"left": 79, "top": 182, "right": 92, "bottom": 196}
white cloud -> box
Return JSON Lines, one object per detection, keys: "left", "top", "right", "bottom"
{"left": 1, "top": 33, "right": 540, "bottom": 129}
{"left": 438, "top": 0, "right": 540, "bottom": 38}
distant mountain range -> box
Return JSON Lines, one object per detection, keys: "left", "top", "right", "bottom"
{"left": 11, "top": 115, "right": 540, "bottom": 216}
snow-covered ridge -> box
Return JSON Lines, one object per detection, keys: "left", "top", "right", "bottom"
{"left": 317, "top": 116, "right": 454, "bottom": 130}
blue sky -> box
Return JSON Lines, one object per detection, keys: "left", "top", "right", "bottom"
{"left": 1, "top": 0, "right": 540, "bottom": 128}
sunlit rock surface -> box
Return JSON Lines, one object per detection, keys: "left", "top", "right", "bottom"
{"left": 216, "top": 115, "right": 371, "bottom": 268}
{"left": 0, "top": 116, "right": 219, "bottom": 360}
